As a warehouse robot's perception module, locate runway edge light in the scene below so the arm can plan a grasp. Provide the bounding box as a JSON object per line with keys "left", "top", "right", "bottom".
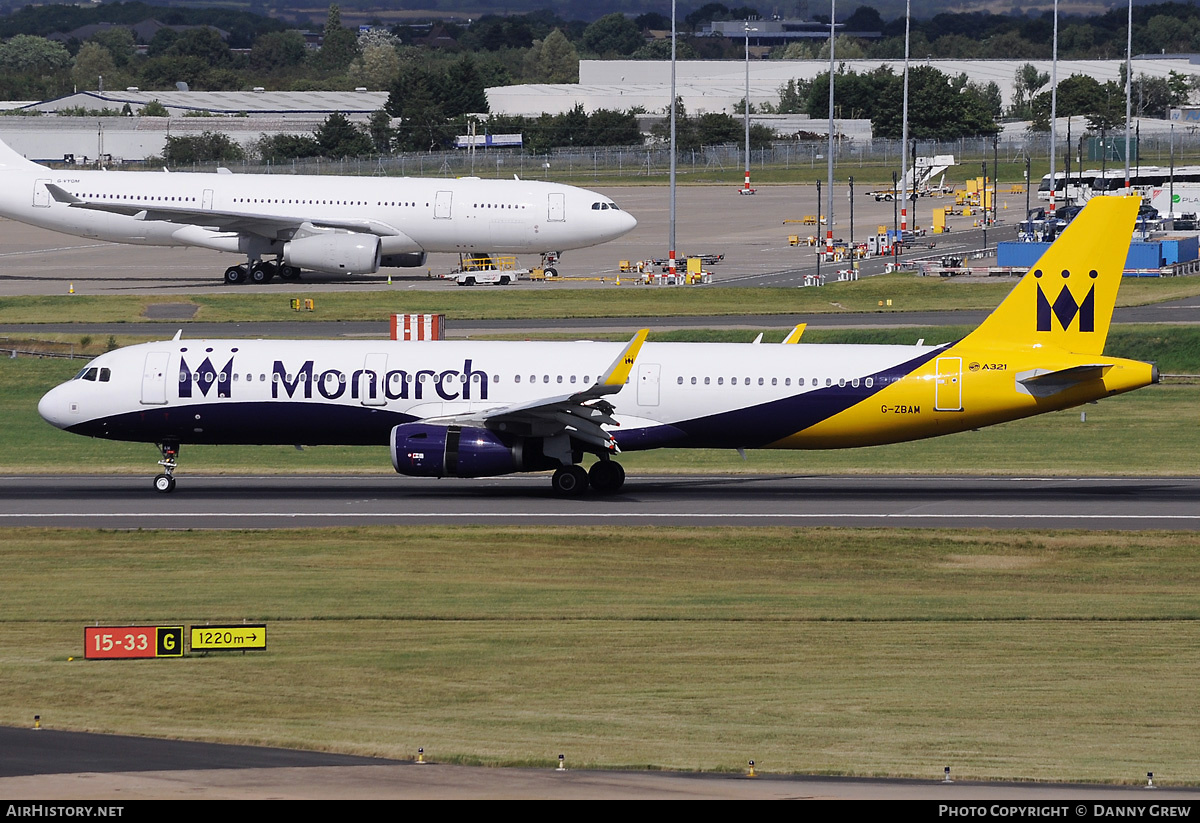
{"left": 1147, "top": 771, "right": 1157, "bottom": 789}
{"left": 747, "top": 760, "right": 756, "bottom": 778}
{"left": 416, "top": 747, "right": 425, "bottom": 764}
{"left": 943, "top": 765, "right": 953, "bottom": 783}
{"left": 557, "top": 754, "right": 566, "bottom": 772}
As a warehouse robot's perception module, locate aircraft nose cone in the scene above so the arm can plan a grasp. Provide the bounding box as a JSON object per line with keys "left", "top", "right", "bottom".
{"left": 38, "top": 383, "right": 72, "bottom": 429}
{"left": 612, "top": 210, "right": 637, "bottom": 239}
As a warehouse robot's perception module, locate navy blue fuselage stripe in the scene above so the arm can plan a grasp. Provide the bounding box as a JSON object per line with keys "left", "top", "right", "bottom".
{"left": 614, "top": 346, "right": 947, "bottom": 450}
{"left": 66, "top": 402, "right": 418, "bottom": 446}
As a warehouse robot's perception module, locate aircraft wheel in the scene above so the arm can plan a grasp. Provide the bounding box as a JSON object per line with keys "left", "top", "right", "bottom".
{"left": 551, "top": 465, "right": 588, "bottom": 497}
{"left": 250, "top": 262, "right": 275, "bottom": 283}
{"left": 224, "top": 265, "right": 247, "bottom": 285}
{"left": 153, "top": 474, "right": 176, "bottom": 494}
{"left": 544, "top": 267, "right": 558, "bottom": 278}
{"left": 588, "top": 461, "right": 625, "bottom": 494}
{"left": 279, "top": 265, "right": 301, "bottom": 280}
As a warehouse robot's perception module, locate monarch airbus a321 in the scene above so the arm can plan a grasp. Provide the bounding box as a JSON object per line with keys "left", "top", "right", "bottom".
{"left": 0, "top": 136, "right": 636, "bottom": 283}
{"left": 39, "top": 197, "right": 1156, "bottom": 495}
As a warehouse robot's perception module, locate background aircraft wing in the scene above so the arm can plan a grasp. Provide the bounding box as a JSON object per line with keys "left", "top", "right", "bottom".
{"left": 422, "top": 330, "right": 650, "bottom": 453}
{"left": 44, "top": 184, "right": 407, "bottom": 239}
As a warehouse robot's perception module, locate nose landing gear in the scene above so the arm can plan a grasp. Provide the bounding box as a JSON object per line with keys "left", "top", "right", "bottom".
{"left": 153, "top": 442, "right": 179, "bottom": 493}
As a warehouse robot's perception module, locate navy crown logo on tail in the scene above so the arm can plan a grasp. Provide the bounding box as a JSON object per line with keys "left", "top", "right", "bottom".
{"left": 1034, "top": 269, "right": 1097, "bottom": 333}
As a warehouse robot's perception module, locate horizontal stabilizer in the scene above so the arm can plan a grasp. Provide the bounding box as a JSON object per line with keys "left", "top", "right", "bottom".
{"left": 1017, "top": 364, "right": 1110, "bottom": 397}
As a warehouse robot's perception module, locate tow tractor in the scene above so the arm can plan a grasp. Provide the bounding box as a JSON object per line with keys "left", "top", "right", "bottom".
{"left": 451, "top": 254, "right": 531, "bottom": 286}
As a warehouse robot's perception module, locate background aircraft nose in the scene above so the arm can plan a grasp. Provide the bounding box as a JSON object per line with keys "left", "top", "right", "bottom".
{"left": 616, "top": 210, "right": 638, "bottom": 237}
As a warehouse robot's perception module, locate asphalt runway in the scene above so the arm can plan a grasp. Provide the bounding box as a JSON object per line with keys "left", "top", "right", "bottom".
{"left": 2, "top": 474, "right": 1198, "bottom": 530}
{"left": 0, "top": 183, "right": 1025, "bottom": 295}
{"left": 3, "top": 727, "right": 1199, "bottom": 799}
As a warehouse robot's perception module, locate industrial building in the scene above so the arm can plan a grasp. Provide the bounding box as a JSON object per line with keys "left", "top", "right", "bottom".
{"left": 0, "top": 90, "right": 389, "bottom": 163}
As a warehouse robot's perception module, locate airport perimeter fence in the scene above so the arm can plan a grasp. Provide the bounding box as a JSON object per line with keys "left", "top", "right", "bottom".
{"left": 158, "top": 131, "right": 1200, "bottom": 181}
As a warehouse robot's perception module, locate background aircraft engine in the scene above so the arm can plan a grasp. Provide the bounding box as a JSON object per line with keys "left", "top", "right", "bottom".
{"left": 391, "top": 423, "right": 526, "bottom": 478}
{"left": 380, "top": 252, "right": 427, "bottom": 268}
{"left": 283, "top": 233, "right": 381, "bottom": 274}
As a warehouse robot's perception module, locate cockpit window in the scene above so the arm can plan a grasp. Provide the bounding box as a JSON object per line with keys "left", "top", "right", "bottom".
{"left": 99, "top": 368, "right": 111, "bottom": 382}
{"left": 79, "top": 367, "right": 98, "bottom": 382}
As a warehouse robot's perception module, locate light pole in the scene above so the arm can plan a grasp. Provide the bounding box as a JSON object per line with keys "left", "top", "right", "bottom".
{"left": 741, "top": 22, "right": 757, "bottom": 195}
{"left": 826, "top": 0, "right": 836, "bottom": 258}
{"left": 981, "top": 161, "right": 988, "bottom": 250}
{"left": 668, "top": 0, "right": 677, "bottom": 276}
{"left": 816, "top": 179, "right": 822, "bottom": 282}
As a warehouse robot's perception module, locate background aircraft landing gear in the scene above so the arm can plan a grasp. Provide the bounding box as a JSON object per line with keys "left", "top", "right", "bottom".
{"left": 154, "top": 442, "right": 179, "bottom": 493}
{"left": 278, "top": 264, "right": 301, "bottom": 280}
{"left": 588, "top": 460, "right": 625, "bottom": 494}
{"left": 250, "top": 260, "right": 276, "bottom": 283}
{"left": 551, "top": 465, "right": 588, "bottom": 497}
{"left": 224, "top": 264, "right": 247, "bottom": 284}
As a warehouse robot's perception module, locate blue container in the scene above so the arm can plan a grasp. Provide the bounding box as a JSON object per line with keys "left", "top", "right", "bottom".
{"left": 1125, "top": 242, "right": 1162, "bottom": 270}
{"left": 997, "top": 241, "right": 1049, "bottom": 268}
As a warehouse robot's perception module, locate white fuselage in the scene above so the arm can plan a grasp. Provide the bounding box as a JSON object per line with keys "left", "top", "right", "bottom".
{"left": 38, "top": 337, "right": 948, "bottom": 453}
{"left": 0, "top": 142, "right": 636, "bottom": 263}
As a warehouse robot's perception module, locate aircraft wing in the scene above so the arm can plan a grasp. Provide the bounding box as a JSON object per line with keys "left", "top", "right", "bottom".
{"left": 423, "top": 330, "right": 650, "bottom": 453}
{"left": 43, "top": 184, "right": 408, "bottom": 240}
{"left": 1017, "top": 364, "right": 1111, "bottom": 397}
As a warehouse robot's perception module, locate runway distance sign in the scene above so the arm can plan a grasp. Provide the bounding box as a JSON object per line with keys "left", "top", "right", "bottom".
{"left": 189, "top": 624, "right": 267, "bottom": 651}
{"left": 84, "top": 626, "right": 183, "bottom": 659}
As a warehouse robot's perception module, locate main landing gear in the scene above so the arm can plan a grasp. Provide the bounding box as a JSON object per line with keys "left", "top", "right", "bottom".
{"left": 223, "top": 260, "right": 302, "bottom": 285}
{"left": 550, "top": 459, "right": 626, "bottom": 497}
{"left": 153, "top": 442, "right": 179, "bottom": 494}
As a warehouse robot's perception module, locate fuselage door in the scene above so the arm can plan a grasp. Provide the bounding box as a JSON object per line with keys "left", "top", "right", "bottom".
{"left": 140, "top": 351, "right": 171, "bottom": 405}
{"left": 360, "top": 353, "right": 388, "bottom": 407}
{"left": 435, "top": 190, "right": 453, "bottom": 219}
{"left": 202, "top": 189, "right": 214, "bottom": 210}
{"left": 33, "top": 179, "right": 51, "bottom": 208}
{"left": 548, "top": 192, "right": 565, "bottom": 222}
{"left": 637, "top": 363, "right": 661, "bottom": 406}
{"left": 934, "top": 356, "right": 963, "bottom": 412}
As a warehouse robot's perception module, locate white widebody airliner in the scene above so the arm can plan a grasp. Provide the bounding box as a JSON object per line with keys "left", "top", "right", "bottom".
{"left": 39, "top": 198, "right": 1157, "bottom": 496}
{"left": 0, "top": 136, "right": 636, "bottom": 283}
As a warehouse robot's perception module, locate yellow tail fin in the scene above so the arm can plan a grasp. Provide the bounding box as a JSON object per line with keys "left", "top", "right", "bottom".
{"left": 964, "top": 196, "right": 1139, "bottom": 355}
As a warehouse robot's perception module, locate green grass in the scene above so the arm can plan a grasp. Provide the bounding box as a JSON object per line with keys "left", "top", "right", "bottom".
{"left": 3, "top": 274, "right": 1200, "bottom": 325}
{"left": 2, "top": 526, "right": 1199, "bottom": 782}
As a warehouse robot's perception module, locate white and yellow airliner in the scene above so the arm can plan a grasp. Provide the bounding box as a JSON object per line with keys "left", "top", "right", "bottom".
{"left": 39, "top": 197, "right": 1157, "bottom": 495}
